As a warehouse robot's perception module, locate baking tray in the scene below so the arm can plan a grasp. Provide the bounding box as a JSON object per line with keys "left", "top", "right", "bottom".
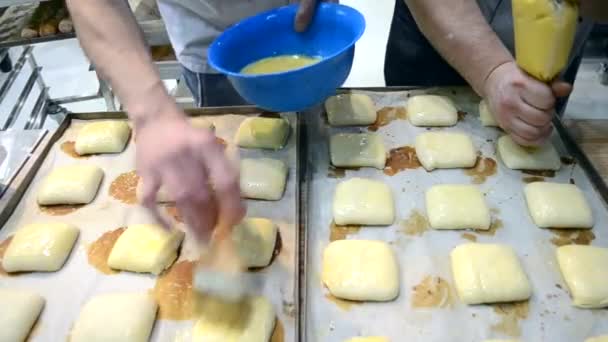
{"left": 300, "top": 87, "right": 608, "bottom": 342}
{"left": 0, "top": 106, "right": 302, "bottom": 342}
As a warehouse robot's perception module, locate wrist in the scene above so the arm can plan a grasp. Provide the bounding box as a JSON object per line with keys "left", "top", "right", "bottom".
{"left": 481, "top": 59, "right": 515, "bottom": 98}
{"left": 125, "top": 81, "right": 182, "bottom": 129}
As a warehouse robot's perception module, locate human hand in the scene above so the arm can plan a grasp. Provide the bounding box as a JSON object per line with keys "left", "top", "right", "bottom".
{"left": 294, "top": 0, "right": 338, "bottom": 32}
{"left": 483, "top": 61, "right": 572, "bottom": 146}
{"left": 135, "top": 104, "right": 245, "bottom": 241}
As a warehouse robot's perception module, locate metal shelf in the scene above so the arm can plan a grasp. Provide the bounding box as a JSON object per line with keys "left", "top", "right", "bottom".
{"left": 0, "top": 32, "right": 75, "bottom": 49}
{"left": 0, "top": 0, "right": 48, "bottom": 8}
{"left": 0, "top": 18, "right": 169, "bottom": 49}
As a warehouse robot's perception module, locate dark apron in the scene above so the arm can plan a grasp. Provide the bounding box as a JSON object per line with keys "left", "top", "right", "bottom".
{"left": 384, "top": 0, "right": 593, "bottom": 114}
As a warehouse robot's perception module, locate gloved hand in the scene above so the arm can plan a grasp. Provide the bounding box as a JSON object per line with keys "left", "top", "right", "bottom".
{"left": 135, "top": 103, "right": 245, "bottom": 241}
{"left": 483, "top": 61, "right": 572, "bottom": 146}
{"left": 294, "top": 0, "right": 339, "bottom": 32}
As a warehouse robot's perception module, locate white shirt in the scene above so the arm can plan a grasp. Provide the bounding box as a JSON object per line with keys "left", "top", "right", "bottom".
{"left": 157, "top": 0, "right": 289, "bottom": 73}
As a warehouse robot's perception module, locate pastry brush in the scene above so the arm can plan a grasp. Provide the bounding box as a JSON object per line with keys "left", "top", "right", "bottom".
{"left": 192, "top": 225, "right": 252, "bottom": 302}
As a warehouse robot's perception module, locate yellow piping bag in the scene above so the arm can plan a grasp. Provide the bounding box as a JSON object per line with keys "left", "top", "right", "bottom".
{"left": 513, "top": 0, "right": 579, "bottom": 82}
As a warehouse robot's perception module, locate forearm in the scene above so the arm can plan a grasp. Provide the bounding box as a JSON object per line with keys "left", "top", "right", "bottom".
{"left": 404, "top": 0, "right": 512, "bottom": 96}
{"left": 580, "top": 0, "right": 608, "bottom": 22}
{"left": 66, "top": 0, "right": 176, "bottom": 125}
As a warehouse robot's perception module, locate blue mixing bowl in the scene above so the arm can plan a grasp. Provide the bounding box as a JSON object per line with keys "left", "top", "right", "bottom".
{"left": 208, "top": 3, "right": 365, "bottom": 112}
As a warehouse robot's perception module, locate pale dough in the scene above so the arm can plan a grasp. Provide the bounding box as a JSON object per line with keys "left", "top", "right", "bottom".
{"left": 75, "top": 120, "right": 131, "bottom": 155}
{"left": 240, "top": 158, "right": 287, "bottom": 200}
{"left": 193, "top": 295, "right": 275, "bottom": 342}
{"left": 70, "top": 292, "right": 157, "bottom": 342}
{"left": 497, "top": 135, "right": 561, "bottom": 171}
{"left": 37, "top": 165, "right": 104, "bottom": 205}
{"left": 345, "top": 338, "right": 390, "bottom": 342}
{"left": 107, "top": 224, "right": 185, "bottom": 274}
{"left": 451, "top": 243, "right": 532, "bottom": 304}
{"left": 0, "top": 289, "right": 44, "bottom": 342}
{"left": 190, "top": 117, "right": 215, "bottom": 131}
{"left": 524, "top": 182, "right": 593, "bottom": 228}
{"left": 426, "top": 185, "right": 491, "bottom": 230}
{"left": 333, "top": 178, "right": 395, "bottom": 226}
{"left": 407, "top": 95, "right": 458, "bottom": 127}
{"left": 482, "top": 340, "right": 521, "bottom": 342}
{"left": 322, "top": 240, "right": 399, "bottom": 301}
{"left": 479, "top": 100, "right": 499, "bottom": 127}
{"left": 2, "top": 223, "right": 79, "bottom": 272}
{"left": 325, "top": 94, "right": 377, "bottom": 126}
{"left": 330, "top": 133, "right": 387, "bottom": 169}
{"left": 415, "top": 132, "right": 477, "bottom": 171}
{"left": 235, "top": 117, "right": 289, "bottom": 149}
{"left": 135, "top": 177, "right": 173, "bottom": 203}
{"left": 232, "top": 217, "right": 278, "bottom": 268}
{"left": 586, "top": 336, "right": 608, "bottom": 342}
{"left": 557, "top": 245, "right": 608, "bottom": 308}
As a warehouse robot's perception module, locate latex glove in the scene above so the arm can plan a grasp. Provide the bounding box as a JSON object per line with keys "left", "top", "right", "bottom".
{"left": 484, "top": 61, "right": 572, "bottom": 146}
{"left": 294, "top": 0, "right": 338, "bottom": 32}
{"left": 135, "top": 105, "right": 245, "bottom": 241}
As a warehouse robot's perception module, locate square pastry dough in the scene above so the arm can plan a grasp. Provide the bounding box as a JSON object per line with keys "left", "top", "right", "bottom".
{"left": 524, "top": 182, "right": 593, "bottom": 228}
{"left": 75, "top": 120, "right": 131, "bottom": 155}
{"left": 333, "top": 178, "right": 395, "bottom": 226}
{"left": 325, "top": 94, "right": 377, "bottom": 126}
{"left": 107, "top": 224, "right": 184, "bottom": 274}
{"left": 71, "top": 292, "right": 157, "bottom": 342}
{"left": 37, "top": 165, "right": 104, "bottom": 205}
{"left": 232, "top": 217, "right": 278, "bottom": 268}
{"left": 235, "top": 117, "right": 289, "bottom": 150}
{"left": 190, "top": 117, "right": 215, "bottom": 131}
{"left": 0, "top": 289, "right": 44, "bottom": 342}
{"left": 479, "top": 100, "right": 499, "bottom": 127}
{"left": 557, "top": 245, "right": 608, "bottom": 308}
{"left": 240, "top": 158, "right": 288, "bottom": 200}
{"left": 497, "top": 135, "right": 560, "bottom": 171}
{"left": 322, "top": 240, "right": 399, "bottom": 301}
{"left": 451, "top": 243, "right": 532, "bottom": 304}
{"left": 407, "top": 95, "right": 458, "bottom": 127}
{"left": 415, "top": 132, "right": 477, "bottom": 171}
{"left": 345, "top": 338, "right": 390, "bottom": 342}
{"left": 3, "top": 223, "right": 79, "bottom": 272}
{"left": 193, "top": 295, "right": 275, "bottom": 341}
{"left": 330, "top": 133, "right": 387, "bottom": 169}
{"left": 586, "top": 336, "right": 608, "bottom": 342}
{"left": 426, "top": 185, "right": 491, "bottom": 230}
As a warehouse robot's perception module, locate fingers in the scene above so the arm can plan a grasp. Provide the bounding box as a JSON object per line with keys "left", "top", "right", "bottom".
{"left": 294, "top": 0, "right": 317, "bottom": 32}
{"left": 198, "top": 136, "right": 245, "bottom": 230}
{"left": 177, "top": 195, "right": 216, "bottom": 242}
{"left": 508, "top": 119, "right": 553, "bottom": 146}
{"left": 139, "top": 172, "right": 172, "bottom": 229}
{"left": 519, "top": 77, "right": 555, "bottom": 111}
{"left": 551, "top": 81, "right": 573, "bottom": 98}
{"left": 515, "top": 102, "right": 553, "bottom": 128}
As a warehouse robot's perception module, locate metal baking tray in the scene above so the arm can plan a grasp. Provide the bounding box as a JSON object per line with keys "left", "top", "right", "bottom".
{"left": 0, "top": 106, "right": 302, "bottom": 342}
{"left": 299, "top": 87, "right": 608, "bottom": 342}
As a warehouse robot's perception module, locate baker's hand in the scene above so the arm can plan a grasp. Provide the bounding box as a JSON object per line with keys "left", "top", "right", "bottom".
{"left": 484, "top": 61, "right": 572, "bottom": 146}
{"left": 294, "top": 0, "right": 338, "bottom": 32}
{"left": 135, "top": 104, "right": 245, "bottom": 241}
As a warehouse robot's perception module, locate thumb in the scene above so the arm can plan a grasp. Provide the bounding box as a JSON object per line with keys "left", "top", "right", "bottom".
{"left": 551, "top": 81, "right": 573, "bottom": 98}
{"left": 294, "top": 0, "right": 317, "bottom": 32}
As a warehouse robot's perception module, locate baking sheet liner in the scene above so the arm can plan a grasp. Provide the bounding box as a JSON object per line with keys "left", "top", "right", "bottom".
{"left": 303, "top": 88, "right": 608, "bottom": 342}
{"left": 0, "top": 112, "right": 299, "bottom": 341}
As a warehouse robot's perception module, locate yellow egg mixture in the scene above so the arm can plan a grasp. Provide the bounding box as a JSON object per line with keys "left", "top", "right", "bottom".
{"left": 241, "top": 54, "right": 321, "bottom": 75}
